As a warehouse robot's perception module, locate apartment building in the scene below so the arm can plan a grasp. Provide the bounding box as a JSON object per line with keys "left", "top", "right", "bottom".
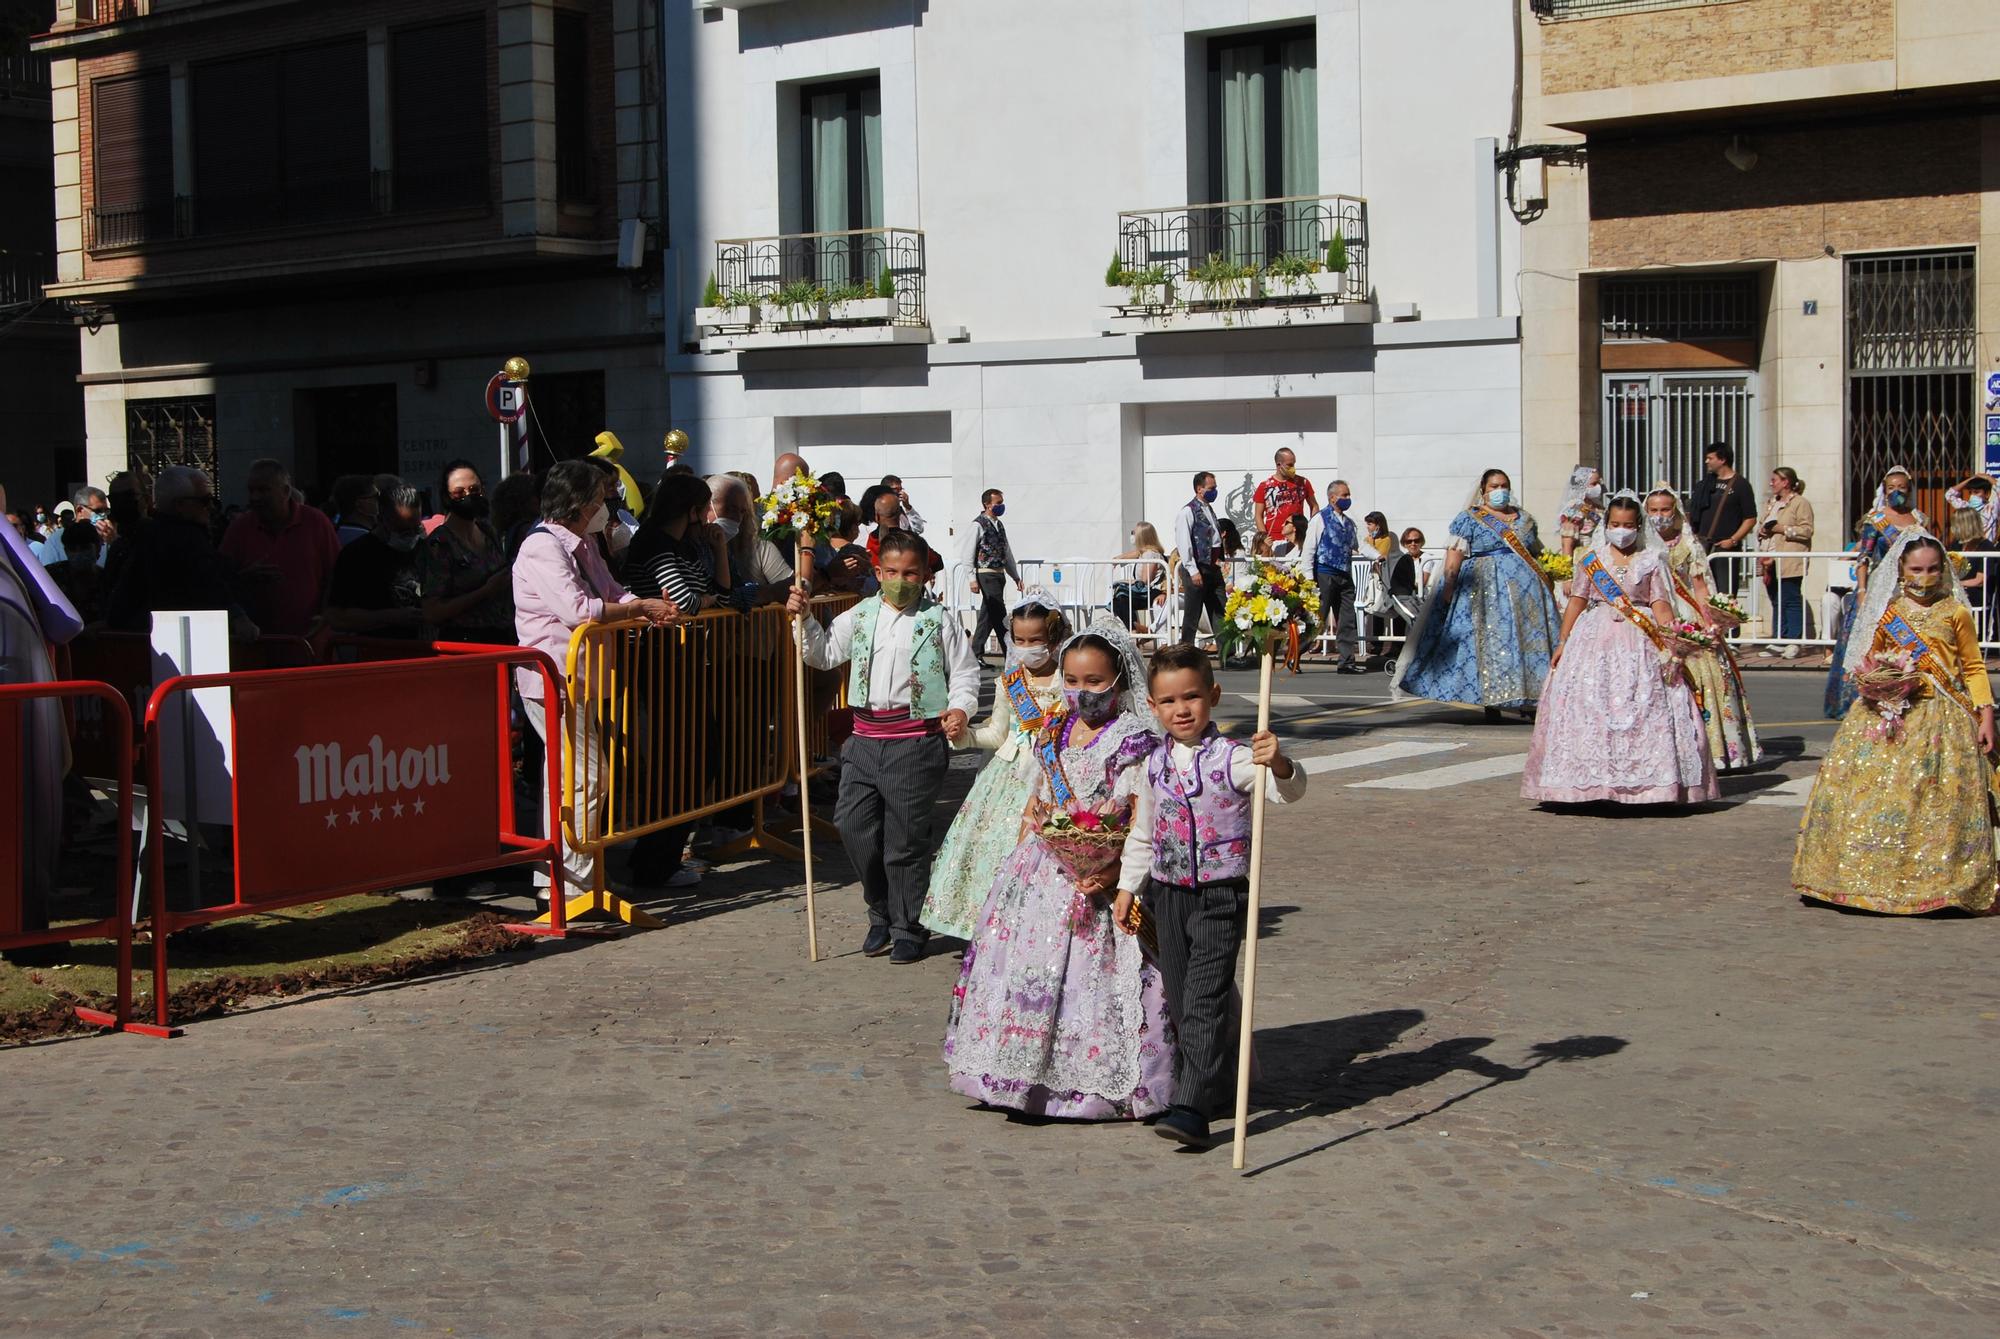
{"left": 2, "top": 0, "right": 82, "bottom": 509}
{"left": 1515, "top": 0, "right": 2000, "bottom": 534}
{"left": 33, "top": 0, "right": 667, "bottom": 505}
{"left": 663, "top": 0, "right": 1523, "bottom": 562}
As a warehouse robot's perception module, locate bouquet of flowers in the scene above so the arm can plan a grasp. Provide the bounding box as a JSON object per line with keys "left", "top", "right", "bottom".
{"left": 1662, "top": 618, "right": 1719, "bottom": 656}
{"left": 1538, "top": 551, "right": 1574, "bottom": 584}
{"left": 1851, "top": 647, "right": 1924, "bottom": 741}
{"left": 1040, "top": 802, "right": 1132, "bottom": 887}
{"left": 1220, "top": 559, "right": 1322, "bottom": 661}
{"left": 756, "top": 470, "right": 843, "bottom": 545}
{"left": 1705, "top": 591, "right": 1746, "bottom": 628}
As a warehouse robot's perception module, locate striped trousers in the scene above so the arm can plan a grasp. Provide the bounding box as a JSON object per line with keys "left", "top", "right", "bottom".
{"left": 1144, "top": 878, "right": 1248, "bottom": 1115}
{"left": 835, "top": 733, "right": 951, "bottom": 947}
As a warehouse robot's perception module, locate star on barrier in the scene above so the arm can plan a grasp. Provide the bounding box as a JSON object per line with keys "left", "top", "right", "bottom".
{"left": 325, "top": 811, "right": 339, "bottom": 830}
{"left": 390, "top": 800, "right": 405, "bottom": 819}
{"left": 370, "top": 804, "right": 384, "bottom": 822}
{"left": 413, "top": 797, "right": 426, "bottom": 816}
{"left": 348, "top": 807, "right": 362, "bottom": 825}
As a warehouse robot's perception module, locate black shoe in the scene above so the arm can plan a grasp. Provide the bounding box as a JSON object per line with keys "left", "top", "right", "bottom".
{"left": 1336, "top": 661, "right": 1366, "bottom": 675}
{"left": 861, "top": 926, "right": 893, "bottom": 957}
{"left": 1154, "top": 1105, "right": 1210, "bottom": 1148}
{"left": 890, "top": 937, "right": 925, "bottom": 965}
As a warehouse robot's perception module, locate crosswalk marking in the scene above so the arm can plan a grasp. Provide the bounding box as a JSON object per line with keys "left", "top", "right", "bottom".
{"left": 1350, "top": 752, "right": 1528, "bottom": 790}
{"left": 1744, "top": 774, "right": 1816, "bottom": 808}
{"left": 1296, "top": 740, "right": 1465, "bottom": 776}
{"left": 1235, "top": 692, "right": 1320, "bottom": 710}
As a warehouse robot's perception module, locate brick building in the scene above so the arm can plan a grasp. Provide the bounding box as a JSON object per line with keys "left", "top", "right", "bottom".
{"left": 2, "top": 0, "right": 83, "bottom": 511}
{"left": 31, "top": 0, "right": 667, "bottom": 506}
{"left": 1512, "top": 0, "right": 2000, "bottom": 543}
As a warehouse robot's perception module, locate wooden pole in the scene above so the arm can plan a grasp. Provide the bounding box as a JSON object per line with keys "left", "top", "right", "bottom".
{"left": 795, "top": 533, "right": 819, "bottom": 963}
{"left": 1231, "top": 640, "right": 1276, "bottom": 1171}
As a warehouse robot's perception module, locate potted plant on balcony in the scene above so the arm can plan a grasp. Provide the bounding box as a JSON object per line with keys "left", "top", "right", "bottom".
{"left": 768, "top": 278, "right": 830, "bottom": 326}
{"left": 695, "top": 272, "right": 761, "bottom": 331}
{"left": 1103, "top": 254, "right": 1174, "bottom": 311}
{"left": 828, "top": 269, "right": 899, "bottom": 324}
{"left": 1183, "top": 253, "right": 1262, "bottom": 309}
{"left": 1265, "top": 253, "right": 1345, "bottom": 302}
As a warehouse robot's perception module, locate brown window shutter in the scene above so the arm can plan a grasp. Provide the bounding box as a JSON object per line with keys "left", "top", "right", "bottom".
{"left": 91, "top": 71, "right": 173, "bottom": 246}
{"left": 391, "top": 16, "right": 487, "bottom": 212}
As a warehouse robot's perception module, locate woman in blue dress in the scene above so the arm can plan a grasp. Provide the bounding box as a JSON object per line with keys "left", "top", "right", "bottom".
{"left": 1824, "top": 465, "right": 1927, "bottom": 719}
{"left": 1394, "top": 468, "right": 1562, "bottom": 720}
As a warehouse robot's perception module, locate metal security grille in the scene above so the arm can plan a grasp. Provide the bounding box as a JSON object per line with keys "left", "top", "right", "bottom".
{"left": 1603, "top": 374, "right": 1753, "bottom": 499}
{"left": 1533, "top": 0, "right": 1735, "bottom": 19}
{"left": 1844, "top": 250, "right": 1975, "bottom": 528}
{"left": 127, "top": 397, "right": 218, "bottom": 485}
{"left": 1600, "top": 274, "right": 1757, "bottom": 343}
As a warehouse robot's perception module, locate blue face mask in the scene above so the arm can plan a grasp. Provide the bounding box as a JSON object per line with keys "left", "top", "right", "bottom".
{"left": 1334, "top": 497, "right": 1351, "bottom": 512}
{"left": 1202, "top": 487, "right": 1218, "bottom": 504}
{"left": 1486, "top": 487, "right": 1513, "bottom": 508}
{"left": 1887, "top": 489, "right": 1910, "bottom": 509}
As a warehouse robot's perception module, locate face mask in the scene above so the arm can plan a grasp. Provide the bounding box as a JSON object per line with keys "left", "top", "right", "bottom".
{"left": 1064, "top": 685, "right": 1120, "bottom": 725}
{"left": 1584, "top": 485, "right": 1604, "bottom": 503}
{"left": 1887, "top": 490, "right": 1911, "bottom": 509}
{"left": 991, "top": 504, "right": 1006, "bottom": 518}
{"left": 1606, "top": 526, "right": 1639, "bottom": 550}
{"left": 1647, "top": 513, "right": 1677, "bottom": 534}
{"left": 584, "top": 505, "right": 609, "bottom": 535}
{"left": 1279, "top": 465, "right": 1295, "bottom": 479}
{"left": 879, "top": 576, "right": 922, "bottom": 609}
{"left": 384, "top": 529, "right": 420, "bottom": 552}
{"left": 1485, "top": 488, "right": 1512, "bottom": 508}
{"left": 713, "top": 516, "right": 740, "bottom": 541}
{"left": 1006, "top": 642, "right": 1051, "bottom": 672}
{"left": 1202, "top": 487, "right": 1218, "bottom": 504}
{"left": 1904, "top": 572, "right": 1943, "bottom": 599}
{"left": 448, "top": 494, "right": 489, "bottom": 521}
{"left": 1334, "top": 497, "right": 1352, "bottom": 512}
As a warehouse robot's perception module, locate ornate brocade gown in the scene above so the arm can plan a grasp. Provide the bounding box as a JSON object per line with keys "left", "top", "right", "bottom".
{"left": 1396, "top": 508, "right": 1561, "bottom": 709}
{"left": 1661, "top": 537, "right": 1762, "bottom": 773}
{"left": 942, "top": 714, "right": 1176, "bottom": 1120}
{"left": 1522, "top": 548, "right": 1719, "bottom": 806}
{"left": 1795, "top": 596, "right": 1999, "bottom": 914}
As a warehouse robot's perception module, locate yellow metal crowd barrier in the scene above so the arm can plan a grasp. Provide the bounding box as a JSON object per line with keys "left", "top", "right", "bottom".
{"left": 546, "top": 592, "right": 856, "bottom": 928}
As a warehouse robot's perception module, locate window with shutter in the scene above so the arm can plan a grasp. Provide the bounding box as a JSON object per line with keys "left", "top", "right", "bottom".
{"left": 91, "top": 71, "right": 174, "bottom": 247}
{"left": 191, "top": 38, "right": 370, "bottom": 235}
{"left": 390, "top": 16, "right": 488, "bottom": 212}
{"left": 553, "top": 9, "right": 590, "bottom": 205}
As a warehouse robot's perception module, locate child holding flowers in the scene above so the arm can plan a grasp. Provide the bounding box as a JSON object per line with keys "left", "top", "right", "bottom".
{"left": 1521, "top": 492, "right": 1718, "bottom": 806}
{"left": 943, "top": 616, "right": 1176, "bottom": 1119}
{"left": 1794, "top": 534, "right": 1999, "bottom": 914}
{"left": 1115, "top": 641, "right": 1307, "bottom": 1149}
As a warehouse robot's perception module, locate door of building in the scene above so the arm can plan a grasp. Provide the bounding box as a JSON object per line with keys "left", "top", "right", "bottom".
{"left": 1601, "top": 373, "right": 1754, "bottom": 500}
{"left": 296, "top": 384, "right": 398, "bottom": 502}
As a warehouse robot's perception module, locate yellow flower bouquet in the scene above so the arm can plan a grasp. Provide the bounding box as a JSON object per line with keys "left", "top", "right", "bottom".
{"left": 1538, "top": 551, "right": 1574, "bottom": 584}
{"left": 756, "top": 470, "right": 843, "bottom": 544}
{"left": 1220, "top": 559, "right": 1322, "bottom": 660}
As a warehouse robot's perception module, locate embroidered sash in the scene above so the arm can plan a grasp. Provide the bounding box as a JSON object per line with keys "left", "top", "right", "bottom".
{"left": 1001, "top": 667, "right": 1052, "bottom": 736}
{"left": 1876, "top": 604, "right": 1980, "bottom": 722}
{"left": 1472, "top": 507, "right": 1551, "bottom": 591}
{"left": 1032, "top": 715, "right": 1078, "bottom": 809}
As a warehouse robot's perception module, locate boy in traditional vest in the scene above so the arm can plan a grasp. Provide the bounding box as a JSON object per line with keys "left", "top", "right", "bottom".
{"left": 1114, "top": 642, "right": 1307, "bottom": 1147}
{"left": 789, "top": 529, "right": 979, "bottom": 964}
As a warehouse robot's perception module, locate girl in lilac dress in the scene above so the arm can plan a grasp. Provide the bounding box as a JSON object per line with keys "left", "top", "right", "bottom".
{"left": 1523, "top": 493, "right": 1719, "bottom": 806}
{"left": 943, "top": 617, "right": 1176, "bottom": 1119}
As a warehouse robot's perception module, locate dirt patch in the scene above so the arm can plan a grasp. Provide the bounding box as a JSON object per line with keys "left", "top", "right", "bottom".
{"left": 1, "top": 900, "right": 540, "bottom": 1044}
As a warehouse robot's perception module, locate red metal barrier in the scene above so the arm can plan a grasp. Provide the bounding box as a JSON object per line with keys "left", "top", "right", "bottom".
{"left": 0, "top": 680, "right": 135, "bottom": 1030}
{"left": 133, "top": 646, "right": 569, "bottom": 1036}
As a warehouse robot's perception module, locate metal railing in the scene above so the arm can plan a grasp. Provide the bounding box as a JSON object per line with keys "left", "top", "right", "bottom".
{"left": 0, "top": 251, "right": 52, "bottom": 307}
{"left": 1116, "top": 192, "right": 1368, "bottom": 302}
{"left": 1532, "top": 0, "right": 1735, "bottom": 19}
{"left": 89, "top": 196, "right": 190, "bottom": 249}
{"left": 88, "top": 171, "right": 460, "bottom": 250}
{"left": 1, "top": 53, "right": 50, "bottom": 99}
{"left": 76, "top": 0, "right": 147, "bottom": 23}
{"left": 711, "top": 226, "right": 927, "bottom": 327}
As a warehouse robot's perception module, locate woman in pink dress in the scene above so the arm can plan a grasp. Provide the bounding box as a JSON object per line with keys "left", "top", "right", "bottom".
{"left": 1523, "top": 492, "right": 1719, "bottom": 807}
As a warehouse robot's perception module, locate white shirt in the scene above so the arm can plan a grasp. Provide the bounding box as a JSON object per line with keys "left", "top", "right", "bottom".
{"left": 901, "top": 499, "right": 927, "bottom": 536}
{"left": 1944, "top": 485, "right": 1999, "bottom": 543}
{"left": 1116, "top": 733, "right": 1308, "bottom": 892}
{"left": 1172, "top": 497, "right": 1221, "bottom": 579}
{"left": 797, "top": 598, "right": 981, "bottom": 716}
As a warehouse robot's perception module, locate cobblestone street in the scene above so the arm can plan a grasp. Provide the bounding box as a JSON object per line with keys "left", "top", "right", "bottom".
{"left": 5, "top": 670, "right": 1999, "bottom": 1337}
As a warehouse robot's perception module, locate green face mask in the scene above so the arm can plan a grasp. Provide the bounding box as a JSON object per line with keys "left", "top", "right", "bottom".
{"left": 879, "top": 577, "right": 923, "bottom": 609}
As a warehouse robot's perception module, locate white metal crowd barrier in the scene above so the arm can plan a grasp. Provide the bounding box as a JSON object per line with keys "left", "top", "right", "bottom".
{"left": 941, "top": 556, "right": 1179, "bottom": 648}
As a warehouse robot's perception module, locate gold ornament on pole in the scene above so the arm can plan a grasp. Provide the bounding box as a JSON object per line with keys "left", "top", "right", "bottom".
{"left": 662, "top": 427, "right": 689, "bottom": 465}
{"left": 502, "top": 355, "right": 532, "bottom": 382}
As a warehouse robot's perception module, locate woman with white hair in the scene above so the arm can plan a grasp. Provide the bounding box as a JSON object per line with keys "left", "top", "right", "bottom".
{"left": 705, "top": 473, "right": 793, "bottom": 604}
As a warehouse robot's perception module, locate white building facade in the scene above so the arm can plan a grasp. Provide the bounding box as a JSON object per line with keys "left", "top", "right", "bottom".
{"left": 664, "top": 0, "right": 1522, "bottom": 564}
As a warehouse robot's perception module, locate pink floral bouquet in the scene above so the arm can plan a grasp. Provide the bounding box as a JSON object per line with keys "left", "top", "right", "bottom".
{"left": 1662, "top": 618, "right": 1719, "bottom": 657}
{"left": 1040, "top": 803, "right": 1131, "bottom": 887}
{"left": 1851, "top": 648, "right": 1923, "bottom": 741}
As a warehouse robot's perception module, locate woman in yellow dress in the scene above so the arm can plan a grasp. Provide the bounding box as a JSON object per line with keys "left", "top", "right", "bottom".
{"left": 1794, "top": 533, "right": 1999, "bottom": 914}
{"left": 1644, "top": 486, "right": 1761, "bottom": 773}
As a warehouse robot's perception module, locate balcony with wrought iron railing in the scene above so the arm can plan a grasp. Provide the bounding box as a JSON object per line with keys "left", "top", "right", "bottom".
{"left": 0, "top": 251, "right": 55, "bottom": 307}
{"left": 697, "top": 227, "right": 930, "bottom": 351}
{"left": 1, "top": 53, "right": 51, "bottom": 100}
{"left": 74, "top": 0, "right": 148, "bottom": 25}
{"left": 1103, "top": 193, "right": 1378, "bottom": 333}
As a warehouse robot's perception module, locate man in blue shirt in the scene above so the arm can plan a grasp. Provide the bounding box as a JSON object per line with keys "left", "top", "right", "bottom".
{"left": 1302, "top": 479, "right": 1363, "bottom": 672}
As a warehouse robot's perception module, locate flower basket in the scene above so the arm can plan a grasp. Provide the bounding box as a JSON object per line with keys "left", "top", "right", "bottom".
{"left": 1851, "top": 650, "right": 1924, "bottom": 740}
{"left": 1219, "top": 558, "right": 1321, "bottom": 662}
{"left": 757, "top": 470, "right": 843, "bottom": 546}
{"left": 1662, "top": 619, "right": 1719, "bottom": 657}
{"left": 1039, "top": 808, "right": 1130, "bottom": 885}
{"left": 1705, "top": 592, "right": 1746, "bottom": 628}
